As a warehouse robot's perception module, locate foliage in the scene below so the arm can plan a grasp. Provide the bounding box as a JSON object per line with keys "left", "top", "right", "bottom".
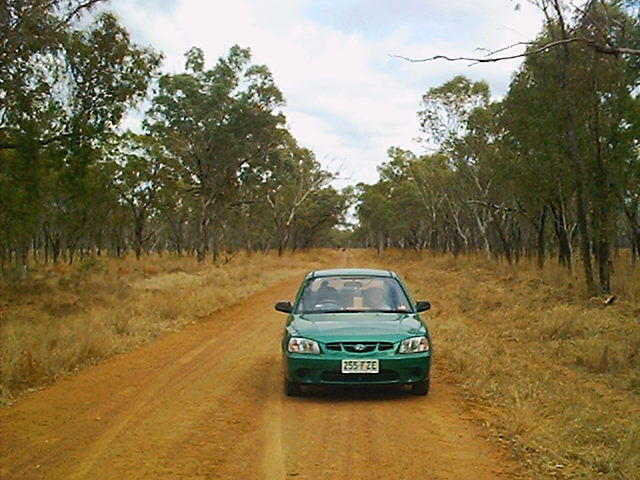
{"left": 357, "top": 1, "right": 639, "bottom": 293}
{"left": 0, "top": 5, "right": 343, "bottom": 271}
{"left": 0, "top": 1, "right": 161, "bottom": 267}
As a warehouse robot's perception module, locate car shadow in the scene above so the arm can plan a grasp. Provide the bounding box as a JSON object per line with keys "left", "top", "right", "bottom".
{"left": 292, "top": 384, "right": 422, "bottom": 403}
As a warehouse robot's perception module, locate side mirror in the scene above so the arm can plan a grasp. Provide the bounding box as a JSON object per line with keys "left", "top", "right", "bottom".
{"left": 416, "top": 300, "right": 431, "bottom": 312}
{"left": 275, "top": 301, "right": 293, "bottom": 313}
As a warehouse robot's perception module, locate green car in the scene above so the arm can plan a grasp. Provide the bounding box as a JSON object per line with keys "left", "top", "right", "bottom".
{"left": 275, "top": 268, "right": 432, "bottom": 397}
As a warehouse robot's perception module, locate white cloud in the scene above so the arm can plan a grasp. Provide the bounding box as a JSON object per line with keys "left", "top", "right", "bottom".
{"left": 109, "top": 0, "right": 544, "bottom": 186}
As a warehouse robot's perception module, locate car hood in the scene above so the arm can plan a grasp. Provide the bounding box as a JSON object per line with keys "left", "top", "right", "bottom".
{"left": 288, "top": 312, "right": 426, "bottom": 343}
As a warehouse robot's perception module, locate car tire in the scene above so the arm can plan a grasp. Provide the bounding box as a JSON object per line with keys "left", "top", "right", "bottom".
{"left": 285, "top": 378, "right": 302, "bottom": 397}
{"left": 411, "top": 378, "right": 430, "bottom": 396}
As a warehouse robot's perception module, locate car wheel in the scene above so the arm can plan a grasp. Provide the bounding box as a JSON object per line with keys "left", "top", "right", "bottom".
{"left": 284, "top": 378, "right": 302, "bottom": 397}
{"left": 411, "top": 378, "right": 430, "bottom": 396}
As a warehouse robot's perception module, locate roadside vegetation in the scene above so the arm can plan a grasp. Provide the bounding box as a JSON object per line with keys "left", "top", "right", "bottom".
{"left": 2, "top": 1, "right": 637, "bottom": 297}
{"left": 2, "top": 247, "right": 637, "bottom": 479}
{"left": 0, "top": 249, "right": 340, "bottom": 402}
{"left": 352, "top": 8, "right": 639, "bottom": 475}
{"left": 356, "top": 2, "right": 639, "bottom": 296}
{"left": 1, "top": 1, "right": 347, "bottom": 273}
{"left": 366, "top": 249, "right": 640, "bottom": 480}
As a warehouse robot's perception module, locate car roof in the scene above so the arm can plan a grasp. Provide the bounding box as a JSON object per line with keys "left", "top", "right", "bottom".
{"left": 307, "top": 268, "right": 395, "bottom": 279}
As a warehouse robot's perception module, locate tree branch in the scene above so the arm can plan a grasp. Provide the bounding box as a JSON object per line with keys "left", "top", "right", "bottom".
{"left": 390, "top": 37, "right": 640, "bottom": 65}
{"left": 0, "top": 132, "right": 75, "bottom": 150}
{"left": 63, "top": 0, "right": 105, "bottom": 24}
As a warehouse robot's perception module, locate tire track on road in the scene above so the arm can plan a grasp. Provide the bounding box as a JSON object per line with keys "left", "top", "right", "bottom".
{"left": 1, "top": 256, "right": 527, "bottom": 480}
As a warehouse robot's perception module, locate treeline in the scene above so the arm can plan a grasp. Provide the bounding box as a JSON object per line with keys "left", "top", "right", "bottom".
{"left": 0, "top": 1, "right": 347, "bottom": 272}
{"left": 356, "top": 1, "right": 639, "bottom": 293}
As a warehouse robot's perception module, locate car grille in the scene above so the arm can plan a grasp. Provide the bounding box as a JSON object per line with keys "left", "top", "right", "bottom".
{"left": 325, "top": 341, "right": 394, "bottom": 353}
{"left": 320, "top": 370, "right": 400, "bottom": 383}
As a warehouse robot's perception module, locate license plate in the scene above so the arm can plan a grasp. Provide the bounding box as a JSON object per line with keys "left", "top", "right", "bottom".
{"left": 341, "top": 359, "right": 379, "bottom": 374}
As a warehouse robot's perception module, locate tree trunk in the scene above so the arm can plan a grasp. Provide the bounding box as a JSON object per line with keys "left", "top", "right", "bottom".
{"left": 133, "top": 213, "right": 144, "bottom": 260}
{"left": 277, "top": 222, "right": 292, "bottom": 256}
{"left": 376, "top": 232, "right": 385, "bottom": 254}
{"left": 589, "top": 52, "right": 615, "bottom": 293}
{"left": 490, "top": 212, "right": 512, "bottom": 264}
{"left": 551, "top": 0, "right": 595, "bottom": 293}
{"left": 536, "top": 207, "right": 548, "bottom": 268}
{"left": 277, "top": 232, "right": 289, "bottom": 257}
{"left": 549, "top": 203, "right": 572, "bottom": 269}
{"left": 197, "top": 199, "right": 210, "bottom": 263}
{"left": 595, "top": 238, "right": 611, "bottom": 293}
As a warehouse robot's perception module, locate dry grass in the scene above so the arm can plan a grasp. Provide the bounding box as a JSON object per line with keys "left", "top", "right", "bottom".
{"left": 0, "top": 249, "right": 339, "bottom": 402}
{"left": 2, "top": 247, "right": 638, "bottom": 479}
{"left": 359, "top": 249, "right": 640, "bottom": 480}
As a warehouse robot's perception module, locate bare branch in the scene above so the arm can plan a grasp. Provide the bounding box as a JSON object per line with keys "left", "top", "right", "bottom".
{"left": 484, "top": 40, "right": 537, "bottom": 57}
{"left": 390, "top": 37, "right": 640, "bottom": 65}
{"left": 63, "top": 0, "right": 105, "bottom": 24}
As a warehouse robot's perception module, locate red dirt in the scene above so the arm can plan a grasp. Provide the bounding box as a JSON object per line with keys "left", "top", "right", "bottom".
{"left": 1, "top": 276, "right": 526, "bottom": 480}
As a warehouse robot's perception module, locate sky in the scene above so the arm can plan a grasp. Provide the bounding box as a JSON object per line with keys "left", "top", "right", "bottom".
{"left": 106, "top": 0, "right": 545, "bottom": 187}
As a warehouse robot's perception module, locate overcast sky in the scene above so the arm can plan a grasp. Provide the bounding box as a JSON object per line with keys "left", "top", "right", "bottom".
{"left": 108, "top": 0, "right": 545, "bottom": 187}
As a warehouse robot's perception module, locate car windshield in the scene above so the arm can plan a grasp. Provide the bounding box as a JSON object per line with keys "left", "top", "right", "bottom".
{"left": 296, "top": 276, "right": 412, "bottom": 314}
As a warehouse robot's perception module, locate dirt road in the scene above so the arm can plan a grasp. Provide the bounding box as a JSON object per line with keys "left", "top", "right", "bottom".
{"left": 1, "top": 274, "right": 525, "bottom": 480}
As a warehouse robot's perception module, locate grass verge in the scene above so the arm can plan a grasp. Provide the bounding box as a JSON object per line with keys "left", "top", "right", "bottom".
{"left": 0, "top": 250, "right": 339, "bottom": 403}
{"left": 365, "top": 250, "right": 639, "bottom": 480}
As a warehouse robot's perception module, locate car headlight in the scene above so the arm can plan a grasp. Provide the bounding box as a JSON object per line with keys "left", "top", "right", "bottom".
{"left": 398, "top": 336, "right": 429, "bottom": 354}
{"left": 288, "top": 337, "right": 321, "bottom": 354}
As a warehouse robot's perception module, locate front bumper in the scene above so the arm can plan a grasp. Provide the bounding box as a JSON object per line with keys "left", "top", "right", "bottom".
{"left": 283, "top": 352, "right": 431, "bottom": 386}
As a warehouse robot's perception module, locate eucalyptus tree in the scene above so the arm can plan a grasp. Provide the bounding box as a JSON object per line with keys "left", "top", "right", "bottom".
{"left": 154, "top": 167, "right": 194, "bottom": 256}
{"left": 387, "top": 0, "right": 639, "bottom": 292}
{"left": 418, "top": 75, "right": 490, "bottom": 152}
{"left": 574, "top": 28, "right": 639, "bottom": 292}
{"left": 290, "top": 187, "right": 350, "bottom": 251}
{"left": 501, "top": 52, "right": 577, "bottom": 268}
{"left": 145, "top": 46, "right": 285, "bottom": 262}
{"left": 419, "top": 77, "right": 517, "bottom": 260}
{"left": 0, "top": 1, "right": 161, "bottom": 266}
{"left": 499, "top": 3, "right": 640, "bottom": 291}
{"left": 0, "top": 4, "right": 348, "bottom": 270}
{"left": 356, "top": 180, "right": 406, "bottom": 253}
{"left": 377, "top": 148, "right": 437, "bottom": 250}
{"left": 107, "top": 133, "right": 169, "bottom": 260}
{"left": 394, "top": 1, "right": 639, "bottom": 64}
{"left": 254, "top": 132, "right": 333, "bottom": 255}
